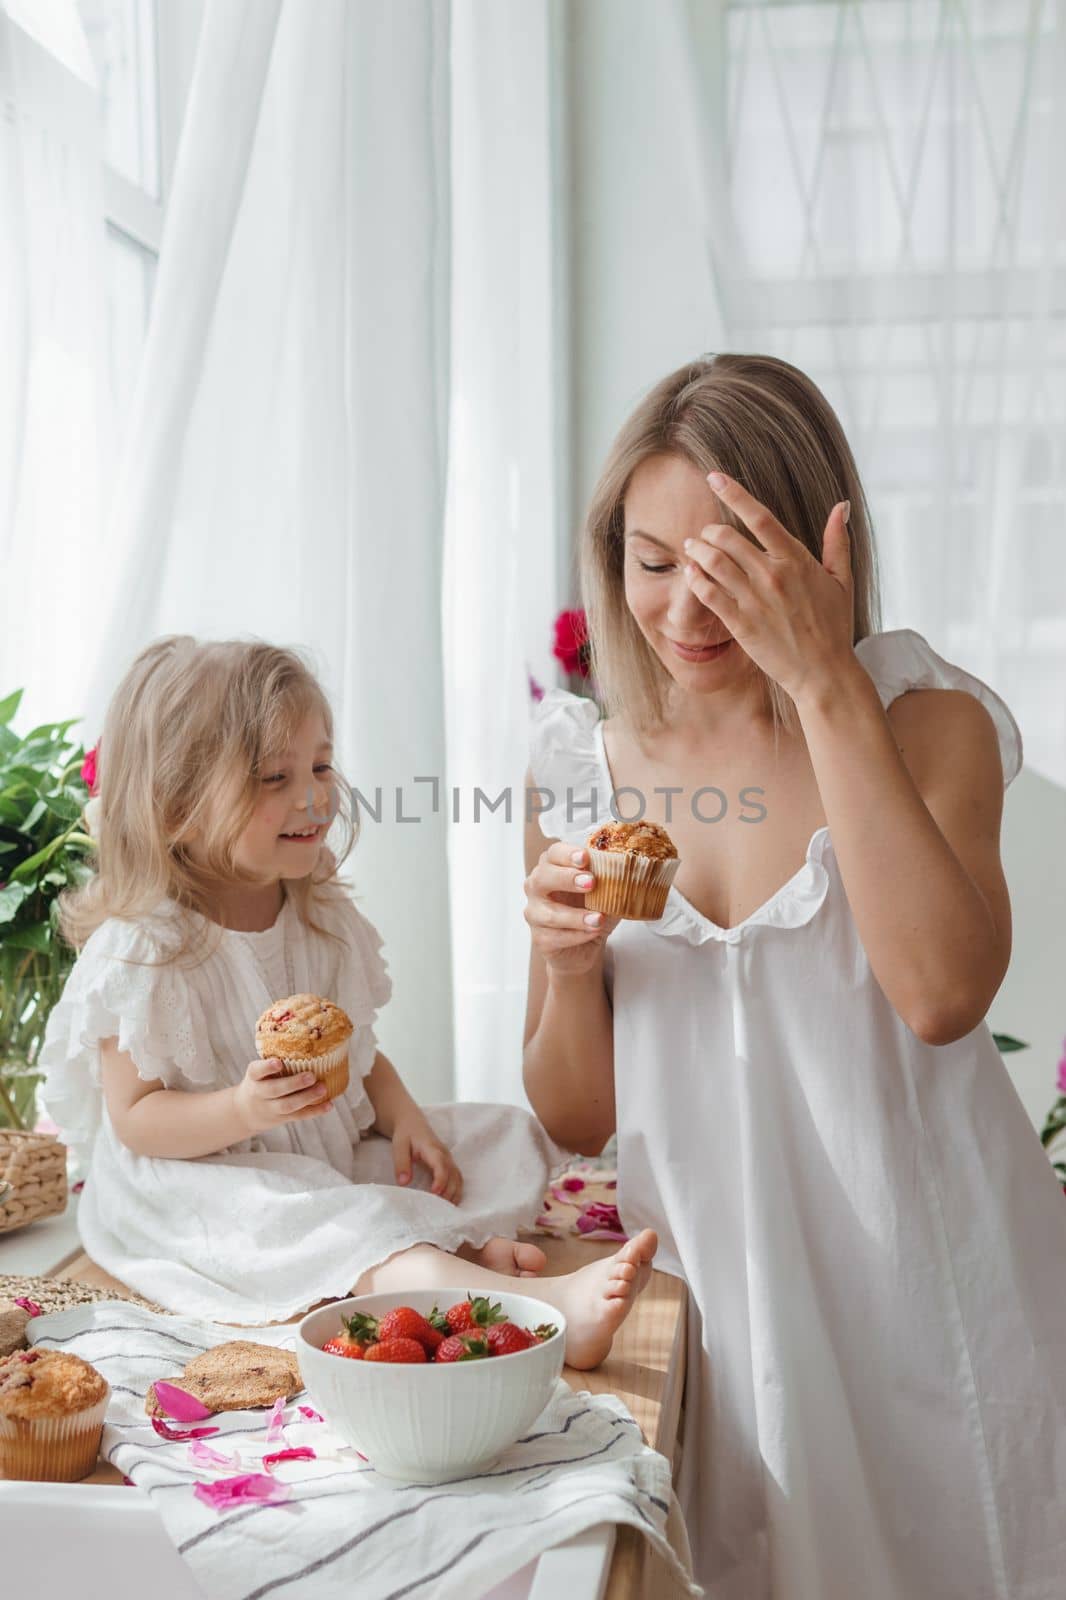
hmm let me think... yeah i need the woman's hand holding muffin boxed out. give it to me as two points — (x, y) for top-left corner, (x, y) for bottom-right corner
(524, 841), (622, 977)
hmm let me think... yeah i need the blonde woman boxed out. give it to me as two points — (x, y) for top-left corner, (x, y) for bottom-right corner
(523, 354), (1065, 1595)
(40, 636), (657, 1358)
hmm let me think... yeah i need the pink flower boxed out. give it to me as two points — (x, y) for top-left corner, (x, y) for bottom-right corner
(528, 671), (545, 703)
(560, 1176), (586, 1193)
(297, 1405), (323, 1423)
(81, 744), (99, 796)
(13, 1298), (42, 1317)
(151, 1416), (220, 1442)
(552, 609), (592, 678)
(265, 1395), (287, 1442)
(1056, 1038), (1066, 1097)
(152, 1380), (215, 1421)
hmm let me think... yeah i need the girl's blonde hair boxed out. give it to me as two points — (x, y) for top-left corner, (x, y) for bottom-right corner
(59, 637), (357, 964)
(580, 352), (882, 734)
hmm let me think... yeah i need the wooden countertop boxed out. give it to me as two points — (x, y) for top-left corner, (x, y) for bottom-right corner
(52, 1236), (690, 1597)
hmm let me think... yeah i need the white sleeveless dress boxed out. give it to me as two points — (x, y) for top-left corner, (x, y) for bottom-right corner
(529, 628), (1066, 1600)
(39, 888), (565, 1322)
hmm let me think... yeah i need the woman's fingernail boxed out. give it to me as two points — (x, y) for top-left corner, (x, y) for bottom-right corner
(570, 850), (585, 865)
(841, 499), (851, 524)
(575, 873), (594, 888)
(584, 911), (602, 927)
(707, 471), (727, 490)
(683, 538), (694, 550)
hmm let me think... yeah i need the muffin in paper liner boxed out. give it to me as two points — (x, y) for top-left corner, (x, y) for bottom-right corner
(255, 994), (354, 1102)
(270, 1041), (350, 1101)
(584, 848), (680, 921)
(0, 1350), (109, 1482)
(582, 821), (680, 921)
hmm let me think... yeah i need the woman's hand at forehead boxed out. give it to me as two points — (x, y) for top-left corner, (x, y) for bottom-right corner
(682, 471), (856, 705)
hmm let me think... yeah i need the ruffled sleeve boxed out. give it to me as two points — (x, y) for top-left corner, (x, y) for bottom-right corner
(528, 687), (615, 844)
(854, 628), (1024, 787)
(316, 892), (392, 1104)
(38, 911), (217, 1171)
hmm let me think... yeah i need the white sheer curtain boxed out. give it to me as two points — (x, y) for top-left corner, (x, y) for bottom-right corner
(444, 1), (569, 1104)
(84, 0), (455, 1103)
(709, 0), (1066, 790)
(0, 3), (109, 730)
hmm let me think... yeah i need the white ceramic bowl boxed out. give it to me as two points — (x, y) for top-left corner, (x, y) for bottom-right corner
(297, 1288), (566, 1483)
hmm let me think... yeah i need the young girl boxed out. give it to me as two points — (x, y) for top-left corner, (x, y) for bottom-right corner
(523, 354), (1066, 1596)
(40, 635), (656, 1364)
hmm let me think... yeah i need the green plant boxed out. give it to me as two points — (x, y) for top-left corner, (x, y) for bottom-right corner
(0, 689), (95, 1129)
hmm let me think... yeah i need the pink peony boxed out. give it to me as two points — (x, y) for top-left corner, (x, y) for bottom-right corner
(81, 744), (99, 796)
(552, 609), (592, 677)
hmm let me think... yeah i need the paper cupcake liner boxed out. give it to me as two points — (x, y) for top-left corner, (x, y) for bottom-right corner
(584, 849), (680, 921)
(273, 1042), (350, 1101)
(0, 1388), (109, 1482)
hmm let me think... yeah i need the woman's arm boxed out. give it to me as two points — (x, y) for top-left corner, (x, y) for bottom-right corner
(521, 771), (617, 1156)
(683, 471), (1012, 1048)
(100, 1038), (331, 1159)
(795, 671), (1011, 1045)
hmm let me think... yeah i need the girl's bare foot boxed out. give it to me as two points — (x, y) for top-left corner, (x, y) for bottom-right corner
(548, 1229), (658, 1370)
(459, 1237), (548, 1277)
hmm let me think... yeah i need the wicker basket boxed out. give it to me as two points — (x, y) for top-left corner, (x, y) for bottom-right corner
(0, 1130), (68, 1234)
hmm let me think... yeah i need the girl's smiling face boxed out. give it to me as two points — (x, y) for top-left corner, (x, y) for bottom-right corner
(237, 711), (338, 880)
(623, 452), (743, 688)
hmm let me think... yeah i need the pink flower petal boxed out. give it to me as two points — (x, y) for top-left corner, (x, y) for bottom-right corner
(560, 1176), (586, 1193)
(192, 1473), (292, 1512)
(265, 1396), (287, 1442)
(71, 1180), (85, 1195)
(152, 1416), (220, 1442)
(262, 1447), (316, 1471)
(188, 1440), (240, 1470)
(297, 1405), (324, 1423)
(13, 1298), (42, 1317)
(152, 1381), (215, 1421)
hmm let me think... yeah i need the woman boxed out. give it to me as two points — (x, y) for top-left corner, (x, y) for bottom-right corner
(522, 353), (1065, 1599)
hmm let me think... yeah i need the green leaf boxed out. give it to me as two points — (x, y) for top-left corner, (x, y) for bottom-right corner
(0, 883), (31, 923)
(9, 833), (70, 881)
(0, 690), (24, 726)
(992, 1033), (1029, 1053)
(4, 922), (50, 953)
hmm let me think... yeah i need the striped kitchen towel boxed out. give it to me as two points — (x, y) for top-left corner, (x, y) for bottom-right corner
(29, 1301), (699, 1599)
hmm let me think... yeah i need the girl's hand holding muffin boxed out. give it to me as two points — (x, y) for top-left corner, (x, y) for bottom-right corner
(233, 1057), (333, 1135)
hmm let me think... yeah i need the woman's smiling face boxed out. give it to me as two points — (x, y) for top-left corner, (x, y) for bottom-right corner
(623, 453), (742, 688)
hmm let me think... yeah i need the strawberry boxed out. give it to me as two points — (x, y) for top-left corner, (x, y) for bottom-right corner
(442, 1295), (506, 1336)
(321, 1335), (365, 1360)
(378, 1306), (444, 1354)
(342, 1306), (443, 1356)
(363, 1337), (428, 1364)
(485, 1322), (537, 1357)
(434, 1333), (490, 1363)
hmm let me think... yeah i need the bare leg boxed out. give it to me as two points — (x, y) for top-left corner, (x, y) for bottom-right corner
(456, 1237), (548, 1277)
(352, 1229), (658, 1371)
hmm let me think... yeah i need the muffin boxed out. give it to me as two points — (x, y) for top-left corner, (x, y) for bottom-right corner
(0, 1348), (109, 1481)
(255, 993), (354, 1101)
(584, 821), (680, 921)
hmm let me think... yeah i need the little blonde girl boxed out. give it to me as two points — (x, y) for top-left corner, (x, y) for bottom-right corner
(41, 635), (655, 1362)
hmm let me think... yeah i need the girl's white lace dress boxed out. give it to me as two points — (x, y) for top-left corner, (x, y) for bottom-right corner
(529, 628), (1066, 1600)
(40, 890), (565, 1322)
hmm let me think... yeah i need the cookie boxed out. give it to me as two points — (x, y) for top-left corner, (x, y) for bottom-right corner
(146, 1340), (303, 1417)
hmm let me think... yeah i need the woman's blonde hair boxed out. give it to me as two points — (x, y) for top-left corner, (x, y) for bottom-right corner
(580, 352), (882, 734)
(59, 637), (357, 964)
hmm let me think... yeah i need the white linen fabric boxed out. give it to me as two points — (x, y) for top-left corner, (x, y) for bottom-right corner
(529, 628), (1066, 1600)
(27, 1300), (698, 1600)
(38, 890), (566, 1323)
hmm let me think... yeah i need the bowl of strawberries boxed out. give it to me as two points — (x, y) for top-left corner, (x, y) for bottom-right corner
(297, 1289), (566, 1482)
